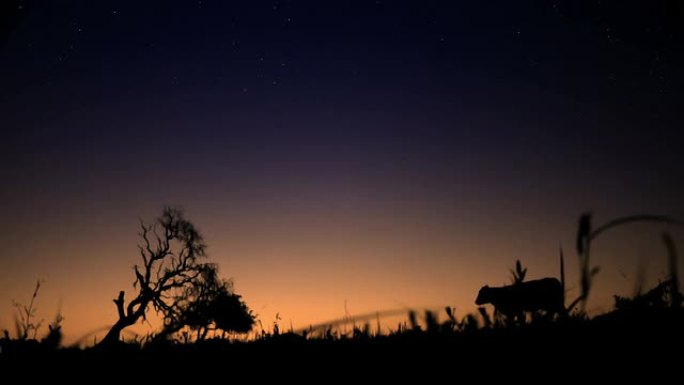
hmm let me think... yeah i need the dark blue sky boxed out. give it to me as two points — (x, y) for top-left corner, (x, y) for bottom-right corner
(1, 0), (683, 342)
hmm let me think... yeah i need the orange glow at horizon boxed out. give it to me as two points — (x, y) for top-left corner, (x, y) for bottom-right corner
(1, 203), (682, 346)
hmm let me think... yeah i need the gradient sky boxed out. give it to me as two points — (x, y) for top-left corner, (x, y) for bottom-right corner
(1, 1), (683, 345)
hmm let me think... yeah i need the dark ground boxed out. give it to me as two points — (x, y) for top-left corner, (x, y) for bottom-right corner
(1, 308), (681, 381)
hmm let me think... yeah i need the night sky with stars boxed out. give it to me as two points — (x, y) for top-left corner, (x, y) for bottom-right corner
(1, 1), (683, 344)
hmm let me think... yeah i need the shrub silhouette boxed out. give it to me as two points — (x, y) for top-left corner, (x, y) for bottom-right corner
(12, 280), (44, 340)
(1, 281), (63, 352)
(159, 265), (254, 340)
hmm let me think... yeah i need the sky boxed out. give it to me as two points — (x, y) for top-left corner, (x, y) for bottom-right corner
(1, 0), (683, 345)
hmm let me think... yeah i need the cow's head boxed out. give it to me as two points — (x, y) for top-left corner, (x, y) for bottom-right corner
(475, 285), (492, 305)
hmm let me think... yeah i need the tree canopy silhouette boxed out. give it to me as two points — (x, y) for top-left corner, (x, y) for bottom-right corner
(158, 264), (255, 341)
(100, 206), (241, 345)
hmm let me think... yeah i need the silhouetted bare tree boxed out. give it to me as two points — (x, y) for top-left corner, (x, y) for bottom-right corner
(100, 207), (209, 346)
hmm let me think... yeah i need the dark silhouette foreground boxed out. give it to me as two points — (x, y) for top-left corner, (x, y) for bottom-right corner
(2, 306), (682, 381)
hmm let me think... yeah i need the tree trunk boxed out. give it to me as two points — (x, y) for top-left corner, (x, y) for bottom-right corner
(99, 317), (133, 346)
(98, 291), (140, 347)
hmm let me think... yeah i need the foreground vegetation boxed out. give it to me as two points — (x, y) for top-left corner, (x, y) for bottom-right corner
(2, 270), (682, 377)
(1, 302), (682, 379)
(1, 210), (682, 379)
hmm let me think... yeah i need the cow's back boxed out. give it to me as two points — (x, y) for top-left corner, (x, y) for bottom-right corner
(476, 278), (563, 316)
(516, 278), (563, 312)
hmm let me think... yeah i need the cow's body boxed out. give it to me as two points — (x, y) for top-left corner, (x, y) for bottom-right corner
(475, 278), (564, 318)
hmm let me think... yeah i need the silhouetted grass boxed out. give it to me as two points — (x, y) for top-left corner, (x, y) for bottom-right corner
(2, 212), (683, 381)
(2, 292), (681, 381)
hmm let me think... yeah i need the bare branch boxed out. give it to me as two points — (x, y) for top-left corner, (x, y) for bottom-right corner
(113, 291), (125, 320)
(134, 266), (146, 288)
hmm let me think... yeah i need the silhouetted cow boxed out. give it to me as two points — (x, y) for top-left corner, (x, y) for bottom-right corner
(475, 278), (564, 319)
